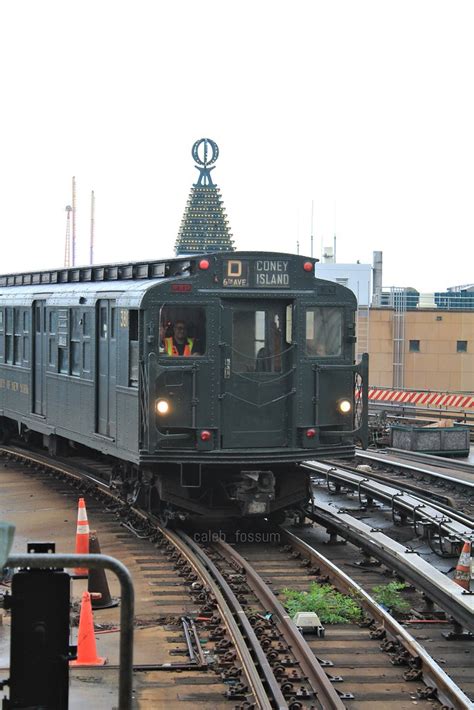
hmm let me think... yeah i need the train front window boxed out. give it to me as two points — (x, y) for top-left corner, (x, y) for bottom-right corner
(306, 307), (343, 357)
(232, 307), (285, 373)
(159, 306), (206, 357)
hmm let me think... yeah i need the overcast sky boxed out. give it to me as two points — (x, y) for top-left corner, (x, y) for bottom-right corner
(1, 1), (473, 292)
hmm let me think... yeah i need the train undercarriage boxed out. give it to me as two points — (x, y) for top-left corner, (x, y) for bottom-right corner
(114, 461), (310, 524)
(1, 420), (314, 524)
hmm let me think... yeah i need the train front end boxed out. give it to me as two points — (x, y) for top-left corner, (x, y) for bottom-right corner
(141, 252), (368, 520)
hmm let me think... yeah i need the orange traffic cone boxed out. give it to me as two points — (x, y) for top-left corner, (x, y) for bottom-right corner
(88, 530), (118, 609)
(74, 498), (90, 576)
(70, 591), (107, 666)
(453, 540), (471, 591)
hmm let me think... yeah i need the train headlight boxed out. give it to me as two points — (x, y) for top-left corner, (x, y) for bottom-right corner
(156, 399), (170, 415)
(337, 399), (352, 414)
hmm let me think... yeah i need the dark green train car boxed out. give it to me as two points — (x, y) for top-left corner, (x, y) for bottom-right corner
(0, 251), (368, 520)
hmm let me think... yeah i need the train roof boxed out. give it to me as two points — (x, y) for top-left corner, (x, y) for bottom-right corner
(0, 251), (355, 308)
(0, 251), (320, 289)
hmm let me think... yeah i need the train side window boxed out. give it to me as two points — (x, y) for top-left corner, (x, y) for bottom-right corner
(49, 311), (57, 334)
(305, 307), (343, 357)
(13, 309), (21, 365)
(58, 348), (68, 374)
(36, 306), (42, 333)
(110, 308), (116, 339)
(22, 336), (29, 363)
(158, 306), (206, 356)
(5, 309), (13, 364)
(82, 311), (91, 374)
(47, 309), (57, 368)
(129, 309), (139, 387)
(58, 309), (69, 374)
(5, 309), (12, 364)
(22, 309), (29, 364)
(70, 309), (81, 377)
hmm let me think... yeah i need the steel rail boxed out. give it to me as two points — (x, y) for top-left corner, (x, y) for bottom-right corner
(304, 461), (474, 540)
(213, 539), (346, 710)
(369, 400), (474, 421)
(304, 500), (474, 632)
(0, 445), (114, 491)
(357, 448), (474, 486)
(176, 532), (288, 710)
(279, 528), (474, 710)
(160, 528), (278, 710)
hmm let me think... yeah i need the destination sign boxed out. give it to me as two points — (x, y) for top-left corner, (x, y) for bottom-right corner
(222, 259), (291, 288)
(223, 259), (250, 287)
(254, 259), (289, 287)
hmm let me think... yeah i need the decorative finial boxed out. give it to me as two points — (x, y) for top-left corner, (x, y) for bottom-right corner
(192, 138), (219, 187)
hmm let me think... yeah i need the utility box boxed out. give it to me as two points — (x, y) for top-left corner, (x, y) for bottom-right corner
(390, 423), (470, 457)
(4, 546), (71, 709)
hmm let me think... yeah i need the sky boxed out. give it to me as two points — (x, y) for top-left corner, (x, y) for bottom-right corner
(1, 1), (473, 292)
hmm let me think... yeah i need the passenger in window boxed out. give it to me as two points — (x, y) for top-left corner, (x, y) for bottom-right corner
(164, 321), (200, 356)
(256, 347), (271, 372)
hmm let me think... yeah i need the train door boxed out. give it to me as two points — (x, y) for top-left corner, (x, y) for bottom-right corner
(97, 300), (117, 437)
(33, 300), (46, 415)
(220, 300), (294, 448)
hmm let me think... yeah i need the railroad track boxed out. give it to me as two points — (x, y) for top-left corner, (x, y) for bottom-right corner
(1, 444), (473, 708)
(324, 449), (474, 520)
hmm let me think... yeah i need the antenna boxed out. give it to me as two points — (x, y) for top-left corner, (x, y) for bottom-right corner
(72, 176), (77, 266)
(333, 200), (337, 263)
(296, 240), (300, 255)
(64, 205), (72, 267)
(310, 200), (314, 258)
(90, 190), (95, 265)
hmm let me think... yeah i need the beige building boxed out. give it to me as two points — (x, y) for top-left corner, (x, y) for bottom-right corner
(368, 308), (474, 392)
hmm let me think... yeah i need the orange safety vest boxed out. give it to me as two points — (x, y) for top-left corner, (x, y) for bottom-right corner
(164, 337), (194, 356)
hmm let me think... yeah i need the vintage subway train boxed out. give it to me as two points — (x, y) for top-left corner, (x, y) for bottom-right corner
(0, 252), (368, 521)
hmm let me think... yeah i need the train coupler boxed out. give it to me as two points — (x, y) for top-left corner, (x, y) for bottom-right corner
(234, 470), (275, 516)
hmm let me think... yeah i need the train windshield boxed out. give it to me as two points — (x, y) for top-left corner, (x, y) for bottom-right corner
(305, 307), (343, 357)
(159, 306), (206, 356)
(232, 306), (291, 373)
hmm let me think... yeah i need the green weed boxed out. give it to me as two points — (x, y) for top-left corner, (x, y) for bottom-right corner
(282, 583), (362, 624)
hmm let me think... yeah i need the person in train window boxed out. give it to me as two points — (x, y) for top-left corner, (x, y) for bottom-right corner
(164, 321), (200, 356)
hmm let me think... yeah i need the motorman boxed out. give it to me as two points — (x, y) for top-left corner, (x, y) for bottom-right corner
(164, 321), (200, 356)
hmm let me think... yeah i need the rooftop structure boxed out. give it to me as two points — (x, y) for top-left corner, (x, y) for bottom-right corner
(175, 138), (235, 255)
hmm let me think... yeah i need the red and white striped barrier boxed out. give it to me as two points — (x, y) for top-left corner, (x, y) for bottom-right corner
(368, 388), (474, 409)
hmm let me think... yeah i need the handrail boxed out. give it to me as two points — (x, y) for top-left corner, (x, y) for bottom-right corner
(6, 553), (134, 710)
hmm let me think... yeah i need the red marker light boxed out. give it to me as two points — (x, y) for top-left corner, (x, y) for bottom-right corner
(303, 261), (313, 272)
(199, 259), (210, 270)
(306, 428), (316, 438)
(200, 430), (211, 441)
